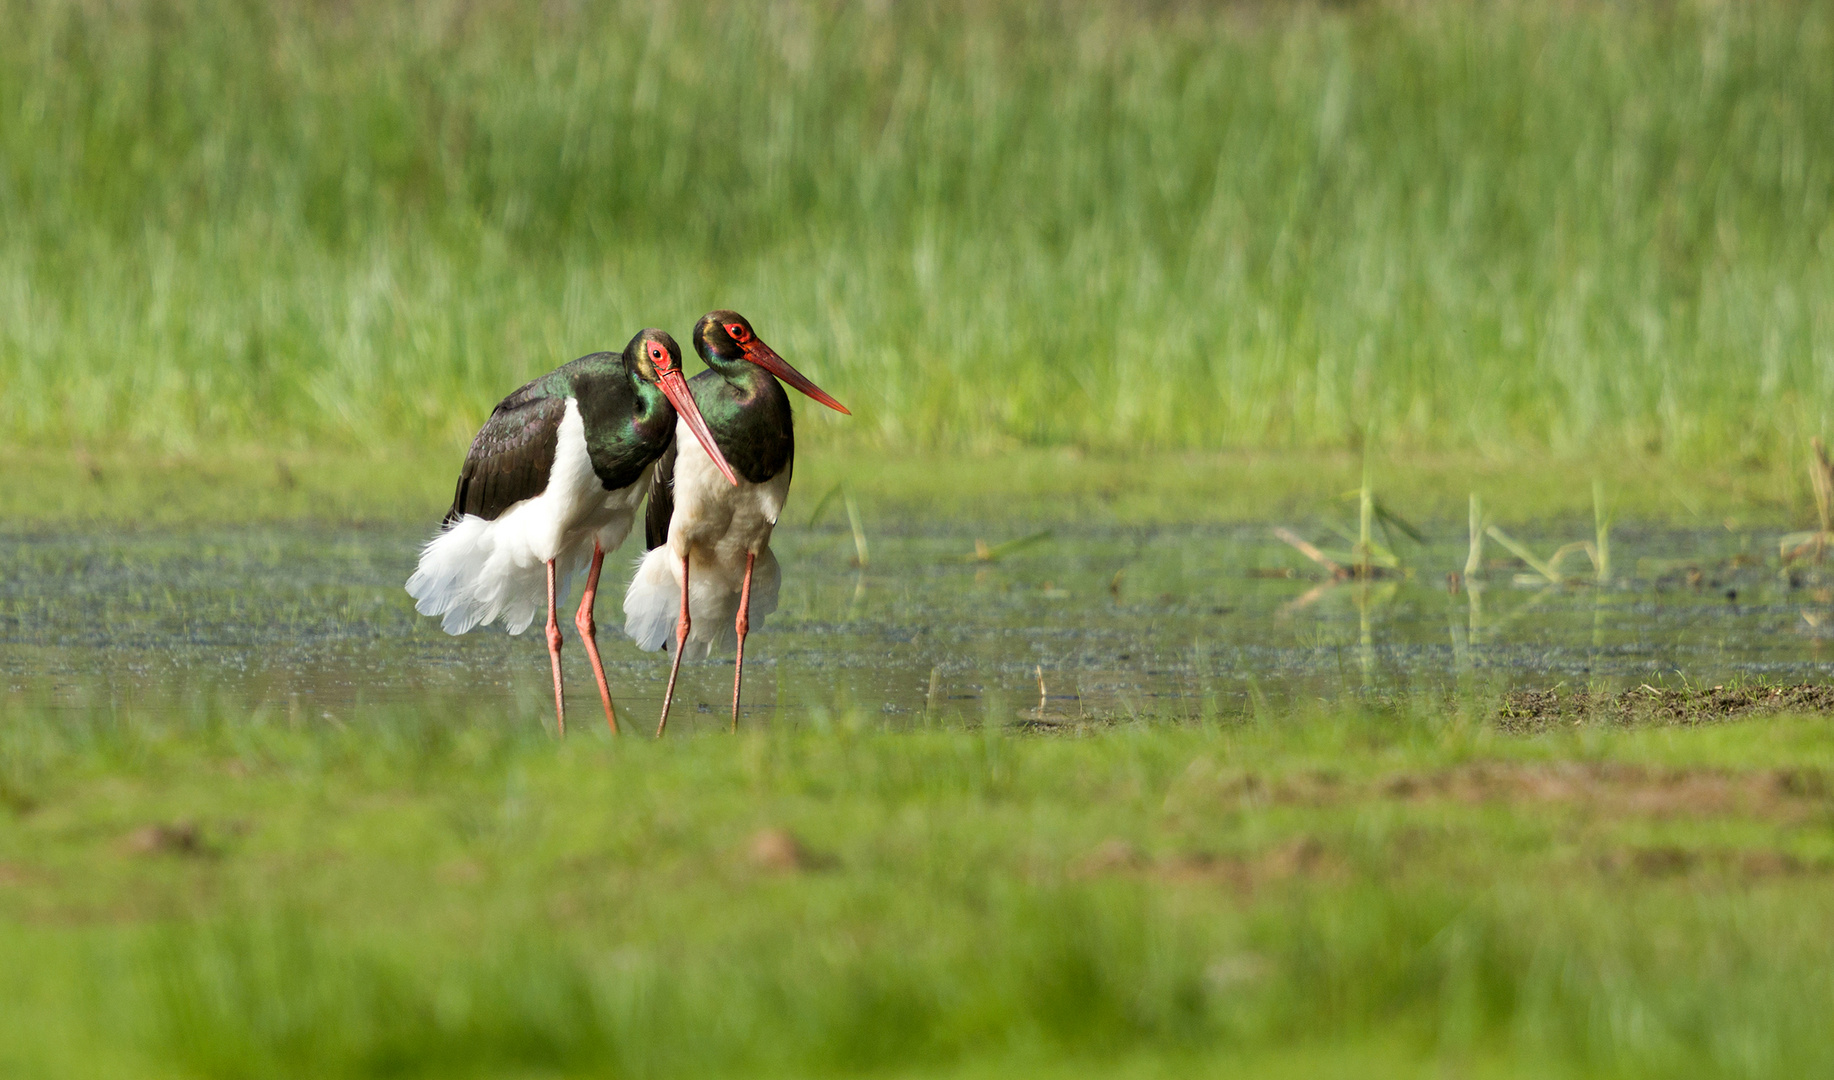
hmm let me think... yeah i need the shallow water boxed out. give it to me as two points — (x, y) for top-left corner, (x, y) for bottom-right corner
(3, 520), (1830, 732)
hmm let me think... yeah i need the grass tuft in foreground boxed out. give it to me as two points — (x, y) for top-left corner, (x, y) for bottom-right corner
(4, 697), (1834, 1077)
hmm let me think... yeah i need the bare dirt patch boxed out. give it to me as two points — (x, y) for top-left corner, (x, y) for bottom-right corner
(743, 828), (838, 873)
(119, 821), (214, 858)
(1599, 845), (1819, 880)
(1169, 757), (1832, 821)
(1498, 683), (1834, 732)
(1372, 761), (1830, 821)
(1072, 835), (1345, 893)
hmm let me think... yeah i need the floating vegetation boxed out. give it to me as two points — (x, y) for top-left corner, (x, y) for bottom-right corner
(1780, 438), (1834, 563)
(1273, 461), (1418, 581)
(1483, 525), (1603, 587)
(807, 481), (871, 568)
(965, 532), (1054, 564)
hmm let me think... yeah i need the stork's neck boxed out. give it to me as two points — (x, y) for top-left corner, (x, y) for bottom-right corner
(694, 352), (785, 415)
(697, 348), (751, 383)
(692, 355), (794, 483)
(628, 372), (674, 436)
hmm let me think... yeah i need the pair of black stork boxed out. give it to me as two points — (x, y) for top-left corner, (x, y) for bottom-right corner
(404, 311), (849, 736)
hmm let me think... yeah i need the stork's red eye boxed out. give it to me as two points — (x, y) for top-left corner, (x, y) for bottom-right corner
(724, 322), (751, 343)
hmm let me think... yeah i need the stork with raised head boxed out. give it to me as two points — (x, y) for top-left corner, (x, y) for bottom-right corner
(406, 329), (737, 735)
(623, 310), (850, 735)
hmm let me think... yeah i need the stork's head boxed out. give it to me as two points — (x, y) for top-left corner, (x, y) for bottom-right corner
(694, 311), (851, 415)
(624, 327), (737, 486)
(626, 328), (684, 385)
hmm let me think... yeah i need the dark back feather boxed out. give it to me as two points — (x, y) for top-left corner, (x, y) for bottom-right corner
(444, 384), (568, 524)
(643, 443), (676, 550)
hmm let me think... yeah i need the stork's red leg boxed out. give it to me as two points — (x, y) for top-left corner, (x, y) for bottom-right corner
(656, 551), (691, 738)
(545, 558), (566, 737)
(731, 551), (755, 732)
(575, 540), (619, 735)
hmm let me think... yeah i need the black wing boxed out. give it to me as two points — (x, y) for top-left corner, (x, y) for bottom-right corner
(643, 442), (676, 550)
(444, 385), (568, 524)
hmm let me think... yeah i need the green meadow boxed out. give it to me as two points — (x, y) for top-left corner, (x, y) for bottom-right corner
(7, 1), (1834, 1077)
(6, 703), (1834, 1079)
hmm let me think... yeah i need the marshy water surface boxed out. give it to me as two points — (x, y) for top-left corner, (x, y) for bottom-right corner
(4, 522), (1830, 731)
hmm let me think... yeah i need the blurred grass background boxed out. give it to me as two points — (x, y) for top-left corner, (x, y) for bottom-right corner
(3, 0), (1831, 469)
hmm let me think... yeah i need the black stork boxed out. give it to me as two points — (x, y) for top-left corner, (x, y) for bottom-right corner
(622, 310), (850, 735)
(405, 329), (737, 735)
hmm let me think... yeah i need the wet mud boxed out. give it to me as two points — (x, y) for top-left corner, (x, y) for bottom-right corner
(4, 521), (1833, 731)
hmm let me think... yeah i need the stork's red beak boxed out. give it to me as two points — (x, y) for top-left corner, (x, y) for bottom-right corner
(743, 340), (851, 415)
(657, 371), (739, 486)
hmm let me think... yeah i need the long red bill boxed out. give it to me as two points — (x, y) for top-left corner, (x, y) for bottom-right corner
(744, 341), (851, 415)
(657, 371), (739, 486)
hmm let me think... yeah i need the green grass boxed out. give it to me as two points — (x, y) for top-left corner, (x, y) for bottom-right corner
(5, 698), (1834, 1078)
(3, 0), (1832, 467)
(7, 4), (1834, 1075)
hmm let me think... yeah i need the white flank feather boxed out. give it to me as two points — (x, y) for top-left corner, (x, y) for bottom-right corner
(622, 412), (790, 658)
(406, 400), (650, 635)
(406, 516), (595, 635)
(623, 544), (780, 658)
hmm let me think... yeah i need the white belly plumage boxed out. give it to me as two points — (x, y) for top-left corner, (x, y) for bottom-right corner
(406, 398), (650, 635)
(622, 414), (788, 659)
